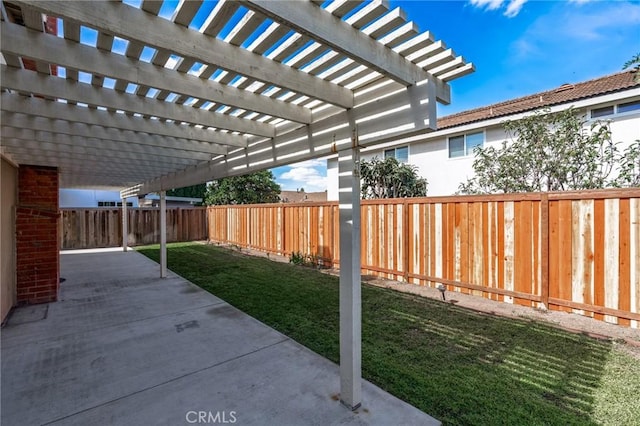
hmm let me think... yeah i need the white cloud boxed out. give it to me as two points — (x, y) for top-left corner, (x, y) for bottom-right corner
(504, 0), (527, 18)
(278, 161), (328, 192)
(470, 0), (505, 11)
(287, 159), (326, 168)
(510, 0), (640, 60)
(469, 0), (528, 17)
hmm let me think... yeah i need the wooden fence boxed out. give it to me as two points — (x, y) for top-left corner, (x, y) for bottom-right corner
(60, 207), (207, 249)
(207, 188), (640, 328)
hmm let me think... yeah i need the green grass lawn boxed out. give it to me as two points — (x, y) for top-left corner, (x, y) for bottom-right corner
(138, 242), (640, 426)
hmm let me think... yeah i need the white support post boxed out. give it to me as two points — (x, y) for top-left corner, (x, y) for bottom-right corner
(338, 126), (362, 410)
(122, 197), (128, 252)
(160, 190), (167, 278)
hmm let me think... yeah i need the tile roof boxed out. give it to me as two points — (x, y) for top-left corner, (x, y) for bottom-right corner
(279, 191), (328, 203)
(438, 70), (639, 130)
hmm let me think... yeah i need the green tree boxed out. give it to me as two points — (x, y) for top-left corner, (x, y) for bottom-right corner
(617, 140), (640, 187)
(458, 108), (635, 194)
(204, 170), (281, 205)
(623, 52), (640, 82)
(360, 157), (427, 199)
(167, 183), (207, 200)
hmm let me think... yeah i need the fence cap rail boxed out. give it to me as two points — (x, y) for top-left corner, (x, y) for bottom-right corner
(60, 206), (208, 211)
(205, 187), (640, 208)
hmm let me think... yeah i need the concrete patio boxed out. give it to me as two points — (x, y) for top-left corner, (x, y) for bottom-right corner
(1, 248), (439, 425)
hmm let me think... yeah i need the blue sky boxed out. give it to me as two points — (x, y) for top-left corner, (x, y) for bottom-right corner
(274, 0), (640, 193)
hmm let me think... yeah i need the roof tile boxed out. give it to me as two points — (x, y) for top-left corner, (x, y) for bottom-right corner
(438, 71), (639, 130)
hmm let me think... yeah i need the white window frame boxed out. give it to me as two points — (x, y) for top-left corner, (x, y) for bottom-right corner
(448, 130), (485, 159)
(590, 99), (640, 119)
(384, 145), (409, 163)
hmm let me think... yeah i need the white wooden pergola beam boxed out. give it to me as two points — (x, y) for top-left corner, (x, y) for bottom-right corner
(0, 22), (312, 124)
(2, 141), (200, 168)
(1, 93), (244, 149)
(21, 6), (51, 75)
(326, 0), (365, 19)
(243, 0), (449, 103)
(439, 63), (475, 82)
(201, 0), (240, 37)
(13, 0), (354, 109)
(173, 0), (203, 27)
(1, 112), (226, 157)
(128, 81), (437, 195)
(0, 126), (215, 161)
(1, 66), (273, 139)
(3, 158), (184, 183)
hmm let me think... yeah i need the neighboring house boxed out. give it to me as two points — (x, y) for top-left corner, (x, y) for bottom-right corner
(279, 190), (328, 203)
(59, 189), (201, 208)
(60, 189), (139, 208)
(327, 71), (640, 199)
(138, 194), (202, 208)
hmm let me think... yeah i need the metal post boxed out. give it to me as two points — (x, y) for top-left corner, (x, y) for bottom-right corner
(338, 130), (361, 410)
(160, 190), (167, 278)
(122, 197), (128, 252)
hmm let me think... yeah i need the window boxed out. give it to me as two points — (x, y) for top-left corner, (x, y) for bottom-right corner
(448, 136), (465, 158)
(98, 201), (132, 207)
(591, 106), (614, 118)
(384, 146), (409, 163)
(448, 131), (484, 158)
(591, 100), (640, 118)
(617, 100), (640, 114)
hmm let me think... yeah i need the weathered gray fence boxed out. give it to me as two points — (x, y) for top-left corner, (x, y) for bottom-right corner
(59, 208), (207, 249)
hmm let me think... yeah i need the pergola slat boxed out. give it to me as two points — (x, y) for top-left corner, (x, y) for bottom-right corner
(1, 93), (243, 149)
(0, 118), (225, 158)
(242, 0), (451, 103)
(2, 130), (215, 163)
(0, 0), (468, 221)
(12, 0), (354, 108)
(3, 145), (203, 171)
(173, 0), (203, 27)
(2, 140), (204, 166)
(1, 22), (312, 124)
(1, 65), (274, 140)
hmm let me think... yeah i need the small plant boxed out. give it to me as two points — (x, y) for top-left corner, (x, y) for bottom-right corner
(289, 251), (306, 266)
(289, 251), (326, 269)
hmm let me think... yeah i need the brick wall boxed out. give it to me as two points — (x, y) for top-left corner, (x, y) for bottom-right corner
(16, 165), (59, 304)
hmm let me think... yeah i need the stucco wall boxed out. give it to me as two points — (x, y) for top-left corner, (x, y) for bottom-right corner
(59, 189), (140, 208)
(1, 158), (18, 323)
(327, 105), (640, 200)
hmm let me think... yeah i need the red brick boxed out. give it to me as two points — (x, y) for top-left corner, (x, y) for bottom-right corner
(16, 165), (60, 305)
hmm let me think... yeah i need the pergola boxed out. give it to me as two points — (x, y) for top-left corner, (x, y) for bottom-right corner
(0, 0), (472, 410)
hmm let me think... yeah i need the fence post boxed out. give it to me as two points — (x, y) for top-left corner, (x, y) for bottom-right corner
(122, 199), (128, 251)
(540, 193), (550, 309)
(403, 199), (409, 282)
(328, 204), (334, 268)
(160, 191), (167, 278)
(224, 207), (229, 244)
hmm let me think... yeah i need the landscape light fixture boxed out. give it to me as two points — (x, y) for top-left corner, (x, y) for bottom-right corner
(437, 283), (447, 301)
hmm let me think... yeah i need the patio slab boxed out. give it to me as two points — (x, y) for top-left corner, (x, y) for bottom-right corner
(1, 249), (439, 426)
